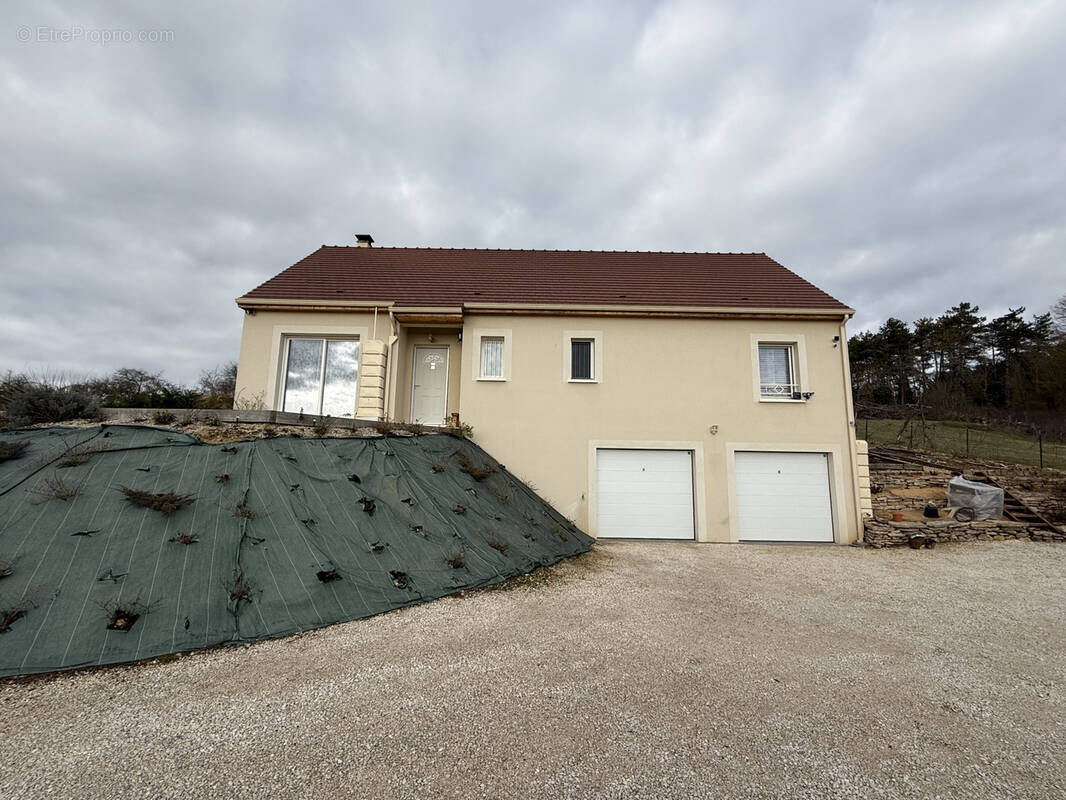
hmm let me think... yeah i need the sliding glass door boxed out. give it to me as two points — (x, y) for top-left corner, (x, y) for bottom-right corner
(282, 338), (359, 417)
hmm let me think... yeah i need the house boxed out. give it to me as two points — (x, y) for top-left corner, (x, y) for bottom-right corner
(234, 236), (868, 544)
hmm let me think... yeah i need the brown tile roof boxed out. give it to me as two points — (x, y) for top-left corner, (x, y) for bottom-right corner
(239, 246), (850, 311)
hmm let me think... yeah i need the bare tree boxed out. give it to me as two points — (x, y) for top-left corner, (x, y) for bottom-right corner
(1052, 294), (1066, 332)
(198, 361), (237, 408)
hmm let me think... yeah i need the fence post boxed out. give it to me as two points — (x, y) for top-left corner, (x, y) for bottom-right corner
(865, 419), (869, 441)
(965, 426), (969, 456)
(1039, 434), (1044, 469)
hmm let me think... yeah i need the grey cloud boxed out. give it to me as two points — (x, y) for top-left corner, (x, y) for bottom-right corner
(1, 0), (1063, 384)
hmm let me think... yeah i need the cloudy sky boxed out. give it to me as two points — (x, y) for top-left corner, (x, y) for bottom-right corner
(3, 1), (1063, 385)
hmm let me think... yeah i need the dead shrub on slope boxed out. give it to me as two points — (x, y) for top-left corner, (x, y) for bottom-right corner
(33, 475), (81, 502)
(57, 441), (110, 468)
(0, 441), (28, 463)
(119, 486), (195, 516)
(455, 452), (497, 481)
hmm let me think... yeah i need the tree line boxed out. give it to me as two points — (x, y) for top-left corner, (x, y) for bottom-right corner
(0, 363), (237, 428)
(849, 296), (1066, 433)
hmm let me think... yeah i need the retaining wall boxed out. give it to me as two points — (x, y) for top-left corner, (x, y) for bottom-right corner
(863, 518), (1064, 548)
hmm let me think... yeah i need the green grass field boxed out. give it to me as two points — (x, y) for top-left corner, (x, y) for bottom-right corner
(857, 418), (1066, 471)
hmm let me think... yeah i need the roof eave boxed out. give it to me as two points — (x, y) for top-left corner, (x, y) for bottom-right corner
(236, 296), (396, 311)
(462, 301), (855, 318)
(236, 296), (854, 319)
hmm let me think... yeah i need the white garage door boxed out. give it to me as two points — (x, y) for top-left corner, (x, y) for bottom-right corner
(596, 449), (695, 539)
(735, 451), (834, 542)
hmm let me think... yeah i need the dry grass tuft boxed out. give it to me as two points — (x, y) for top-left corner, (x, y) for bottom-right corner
(0, 441), (28, 463)
(119, 486), (195, 516)
(0, 599), (33, 634)
(151, 410), (176, 425)
(456, 452), (496, 481)
(445, 549), (466, 569)
(35, 475), (81, 501)
(487, 483), (510, 503)
(228, 570), (254, 603)
(234, 504), (260, 520)
(57, 441), (109, 468)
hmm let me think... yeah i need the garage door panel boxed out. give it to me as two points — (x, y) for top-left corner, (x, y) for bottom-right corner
(735, 451), (833, 542)
(597, 449), (695, 540)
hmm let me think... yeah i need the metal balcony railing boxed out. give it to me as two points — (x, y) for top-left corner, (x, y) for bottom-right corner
(760, 382), (801, 399)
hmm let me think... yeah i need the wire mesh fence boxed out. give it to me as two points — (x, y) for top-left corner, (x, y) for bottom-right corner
(858, 418), (1066, 470)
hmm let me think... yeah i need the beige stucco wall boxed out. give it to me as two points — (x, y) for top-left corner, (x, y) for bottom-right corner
(458, 314), (861, 544)
(234, 310), (380, 412)
(235, 307), (860, 543)
(389, 328), (463, 424)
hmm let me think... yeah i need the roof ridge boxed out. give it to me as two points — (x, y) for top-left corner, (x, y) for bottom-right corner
(322, 245), (769, 255)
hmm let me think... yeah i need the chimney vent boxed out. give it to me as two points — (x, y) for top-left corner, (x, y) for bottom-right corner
(355, 234), (374, 248)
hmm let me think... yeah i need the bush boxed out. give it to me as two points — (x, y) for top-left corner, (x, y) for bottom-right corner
(197, 362), (237, 409)
(3, 384), (98, 427)
(83, 368), (199, 409)
(151, 410), (177, 425)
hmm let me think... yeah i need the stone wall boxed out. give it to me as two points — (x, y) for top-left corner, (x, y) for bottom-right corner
(862, 518), (1064, 548)
(869, 462), (955, 514)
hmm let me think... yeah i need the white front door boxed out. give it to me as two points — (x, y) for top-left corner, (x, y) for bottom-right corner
(596, 449), (695, 539)
(411, 346), (449, 424)
(735, 451), (834, 542)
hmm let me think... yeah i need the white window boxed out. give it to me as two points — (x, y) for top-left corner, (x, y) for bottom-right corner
(282, 337), (359, 416)
(471, 329), (511, 381)
(570, 339), (594, 380)
(480, 336), (504, 379)
(564, 330), (603, 383)
(758, 343), (798, 399)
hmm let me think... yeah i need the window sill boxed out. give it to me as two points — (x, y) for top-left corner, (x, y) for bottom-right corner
(759, 397), (806, 403)
(568, 378), (599, 384)
(477, 376), (507, 382)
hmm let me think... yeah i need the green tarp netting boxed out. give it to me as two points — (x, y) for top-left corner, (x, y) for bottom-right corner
(0, 425), (592, 677)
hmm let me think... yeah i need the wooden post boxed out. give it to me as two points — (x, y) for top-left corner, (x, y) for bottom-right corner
(1039, 434), (1044, 469)
(965, 427), (969, 456)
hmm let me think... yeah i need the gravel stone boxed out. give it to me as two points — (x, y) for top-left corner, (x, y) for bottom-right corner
(1, 540), (1063, 799)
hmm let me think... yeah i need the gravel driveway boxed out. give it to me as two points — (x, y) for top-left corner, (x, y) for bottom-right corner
(1, 540), (1063, 799)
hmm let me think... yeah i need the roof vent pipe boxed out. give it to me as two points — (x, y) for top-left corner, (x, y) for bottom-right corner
(355, 234), (374, 247)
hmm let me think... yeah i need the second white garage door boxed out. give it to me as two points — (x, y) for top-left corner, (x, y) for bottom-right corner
(596, 449), (695, 539)
(735, 451), (834, 542)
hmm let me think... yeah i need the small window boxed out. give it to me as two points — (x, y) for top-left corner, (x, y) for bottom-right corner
(480, 337), (504, 379)
(758, 344), (797, 398)
(282, 338), (359, 416)
(571, 339), (594, 380)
